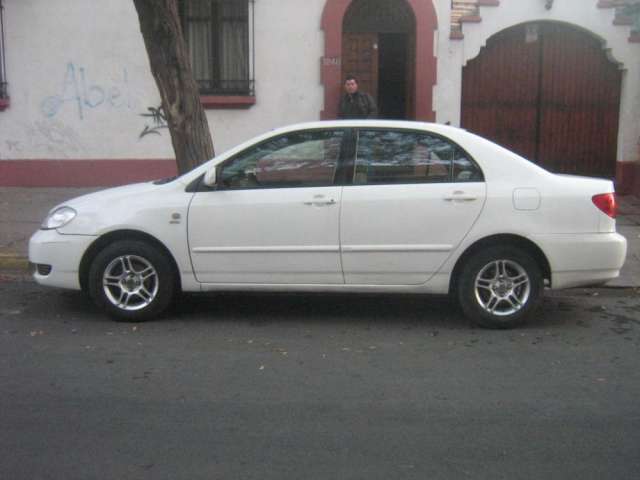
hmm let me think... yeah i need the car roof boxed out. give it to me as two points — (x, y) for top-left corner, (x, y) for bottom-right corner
(268, 120), (463, 137)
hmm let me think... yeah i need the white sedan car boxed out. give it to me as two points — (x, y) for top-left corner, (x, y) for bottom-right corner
(29, 121), (627, 328)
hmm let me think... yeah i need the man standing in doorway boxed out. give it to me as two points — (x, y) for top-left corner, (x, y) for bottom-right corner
(338, 76), (378, 119)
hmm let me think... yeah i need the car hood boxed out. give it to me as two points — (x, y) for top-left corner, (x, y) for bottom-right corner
(51, 180), (192, 236)
(54, 182), (161, 212)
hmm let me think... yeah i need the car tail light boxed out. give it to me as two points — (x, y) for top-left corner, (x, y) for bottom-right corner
(592, 193), (618, 218)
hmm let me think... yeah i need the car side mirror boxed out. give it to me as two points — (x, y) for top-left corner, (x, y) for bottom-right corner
(203, 167), (217, 187)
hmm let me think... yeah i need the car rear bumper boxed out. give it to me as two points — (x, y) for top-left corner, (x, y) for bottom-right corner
(29, 229), (96, 290)
(533, 232), (627, 289)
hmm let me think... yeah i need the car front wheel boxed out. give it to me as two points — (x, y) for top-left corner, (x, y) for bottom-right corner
(88, 240), (176, 322)
(457, 246), (542, 329)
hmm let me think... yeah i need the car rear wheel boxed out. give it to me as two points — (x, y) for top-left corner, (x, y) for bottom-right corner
(88, 240), (176, 322)
(457, 246), (542, 329)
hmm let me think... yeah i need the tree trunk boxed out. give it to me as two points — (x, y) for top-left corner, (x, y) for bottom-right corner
(133, 0), (214, 174)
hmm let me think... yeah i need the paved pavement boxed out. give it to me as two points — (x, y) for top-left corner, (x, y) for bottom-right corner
(0, 186), (639, 287)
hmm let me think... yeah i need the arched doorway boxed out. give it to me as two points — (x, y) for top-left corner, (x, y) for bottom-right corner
(342, 0), (414, 119)
(461, 22), (622, 178)
(320, 0), (437, 121)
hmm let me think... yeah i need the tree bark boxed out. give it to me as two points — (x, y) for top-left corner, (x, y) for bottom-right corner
(133, 0), (215, 174)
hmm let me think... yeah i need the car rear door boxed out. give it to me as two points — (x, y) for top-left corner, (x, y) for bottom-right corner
(340, 129), (486, 285)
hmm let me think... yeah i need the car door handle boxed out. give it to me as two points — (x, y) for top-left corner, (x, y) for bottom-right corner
(304, 199), (337, 206)
(443, 192), (477, 202)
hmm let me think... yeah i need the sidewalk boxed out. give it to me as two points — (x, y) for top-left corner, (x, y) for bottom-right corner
(0, 187), (99, 270)
(612, 195), (640, 287)
(1, 187), (639, 287)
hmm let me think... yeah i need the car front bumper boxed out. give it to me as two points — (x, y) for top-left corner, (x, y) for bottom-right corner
(29, 229), (97, 290)
(533, 232), (628, 289)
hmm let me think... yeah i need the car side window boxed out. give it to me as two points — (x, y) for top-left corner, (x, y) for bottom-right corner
(219, 130), (345, 189)
(354, 130), (483, 185)
(452, 153), (484, 182)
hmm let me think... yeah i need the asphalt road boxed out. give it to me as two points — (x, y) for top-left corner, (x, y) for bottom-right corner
(1, 275), (639, 480)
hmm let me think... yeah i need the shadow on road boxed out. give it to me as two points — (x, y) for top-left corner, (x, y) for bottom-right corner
(3, 276), (637, 333)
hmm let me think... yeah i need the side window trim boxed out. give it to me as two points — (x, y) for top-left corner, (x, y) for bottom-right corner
(352, 127), (485, 186)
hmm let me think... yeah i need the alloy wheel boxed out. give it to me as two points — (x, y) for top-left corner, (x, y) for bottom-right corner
(474, 259), (531, 317)
(102, 255), (159, 311)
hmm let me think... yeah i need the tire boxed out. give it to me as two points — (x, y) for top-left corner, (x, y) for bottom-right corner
(88, 240), (176, 322)
(457, 246), (543, 329)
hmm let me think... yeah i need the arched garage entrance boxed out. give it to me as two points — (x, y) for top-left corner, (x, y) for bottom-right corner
(321, 0), (437, 121)
(461, 22), (622, 178)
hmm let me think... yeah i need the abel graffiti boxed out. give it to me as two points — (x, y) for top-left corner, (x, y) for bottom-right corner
(40, 62), (135, 120)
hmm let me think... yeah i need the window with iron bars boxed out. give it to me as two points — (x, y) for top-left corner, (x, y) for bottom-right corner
(0, 0), (8, 100)
(179, 0), (255, 96)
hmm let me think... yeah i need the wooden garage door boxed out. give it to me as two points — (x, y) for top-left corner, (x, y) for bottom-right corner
(461, 22), (622, 178)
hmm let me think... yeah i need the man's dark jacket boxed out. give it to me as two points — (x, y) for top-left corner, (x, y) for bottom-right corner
(338, 91), (378, 119)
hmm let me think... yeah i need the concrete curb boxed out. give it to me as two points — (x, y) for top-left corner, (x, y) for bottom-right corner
(0, 253), (30, 272)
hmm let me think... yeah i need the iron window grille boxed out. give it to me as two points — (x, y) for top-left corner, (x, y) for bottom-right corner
(180, 0), (255, 96)
(0, 0), (7, 99)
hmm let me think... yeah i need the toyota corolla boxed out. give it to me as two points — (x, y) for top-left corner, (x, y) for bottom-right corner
(29, 121), (627, 328)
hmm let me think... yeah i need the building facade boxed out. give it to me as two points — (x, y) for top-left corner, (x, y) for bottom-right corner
(0, 0), (639, 192)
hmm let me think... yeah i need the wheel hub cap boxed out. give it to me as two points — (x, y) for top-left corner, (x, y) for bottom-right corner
(492, 278), (514, 297)
(475, 260), (531, 317)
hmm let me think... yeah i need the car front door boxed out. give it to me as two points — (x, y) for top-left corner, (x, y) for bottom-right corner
(340, 129), (486, 285)
(188, 129), (348, 284)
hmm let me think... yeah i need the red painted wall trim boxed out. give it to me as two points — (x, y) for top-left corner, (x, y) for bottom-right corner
(460, 15), (482, 23)
(0, 159), (177, 187)
(200, 95), (256, 109)
(320, 0), (437, 122)
(0, 97), (9, 111)
(613, 15), (633, 26)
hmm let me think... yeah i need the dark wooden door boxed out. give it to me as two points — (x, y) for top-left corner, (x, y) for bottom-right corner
(461, 22), (622, 178)
(342, 33), (379, 101)
(378, 33), (408, 119)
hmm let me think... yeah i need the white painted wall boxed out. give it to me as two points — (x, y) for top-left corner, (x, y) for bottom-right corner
(208, 0), (326, 153)
(0, 0), (173, 160)
(0, 0), (327, 161)
(0, 0), (638, 165)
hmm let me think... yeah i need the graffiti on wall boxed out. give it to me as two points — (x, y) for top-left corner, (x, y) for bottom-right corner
(5, 140), (21, 152)
(40, 62), (135, 120)
(24, 120), (86, 157)
(0, 120), (86, 160)
(139, 105), (168, 139)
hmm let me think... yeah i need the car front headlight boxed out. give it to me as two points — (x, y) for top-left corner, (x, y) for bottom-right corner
(41, 206), (77, 230)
